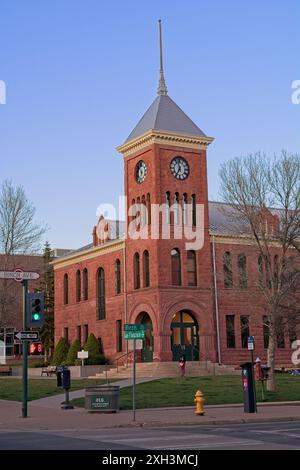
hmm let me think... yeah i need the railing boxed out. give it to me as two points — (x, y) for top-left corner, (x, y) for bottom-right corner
(115, 350), (135, 373)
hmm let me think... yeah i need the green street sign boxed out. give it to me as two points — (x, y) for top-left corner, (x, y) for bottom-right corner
(124, 330), (146, 340)
(124, 323), (146, 332)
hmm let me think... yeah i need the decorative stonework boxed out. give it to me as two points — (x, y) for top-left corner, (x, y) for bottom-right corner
(117, 129), (214, 157)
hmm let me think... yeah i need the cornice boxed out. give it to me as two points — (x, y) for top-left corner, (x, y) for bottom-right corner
(117, 129), (214, 157)
(52, 239), (125, 270)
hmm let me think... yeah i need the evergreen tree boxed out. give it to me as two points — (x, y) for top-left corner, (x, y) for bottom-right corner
(39, 242), (55, 360)
(66, 339), (81, 365)
(52, 337), (69, 365)
(84, 333), (106, 365)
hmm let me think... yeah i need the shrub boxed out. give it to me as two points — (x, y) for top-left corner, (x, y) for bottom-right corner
(66, 339), (81, 366)
(51, 337), (69, 365)
(84, 333), (107, 365)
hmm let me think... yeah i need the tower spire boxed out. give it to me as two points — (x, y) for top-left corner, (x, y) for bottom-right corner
(157, 19), (168, 96)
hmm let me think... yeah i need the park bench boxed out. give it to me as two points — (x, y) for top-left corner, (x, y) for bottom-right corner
(0, 365), (12, 376)
(41, 365), (57, 377)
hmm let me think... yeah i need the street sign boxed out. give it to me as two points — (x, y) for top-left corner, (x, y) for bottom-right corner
(124, 330), (145, 340)
(77, 350), (89, 359)
(128, 339), (143, 350)
(0, 268), (40, 283)
(124, 324), (146, 331)
(248, 336), (255, 351)
(14, 331), (39, 342)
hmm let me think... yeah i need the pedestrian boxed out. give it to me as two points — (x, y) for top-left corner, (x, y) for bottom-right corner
(179, 354), (186, 377)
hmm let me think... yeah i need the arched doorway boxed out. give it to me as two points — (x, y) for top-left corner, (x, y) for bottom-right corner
(171, 311), (199, 361)
(137, 312), (153, 362)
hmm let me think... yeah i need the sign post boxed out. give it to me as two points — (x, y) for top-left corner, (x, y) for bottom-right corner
(124, 324), (146, 422)
(22, 279), (28, 418)
(247, 335), (257, 412)
(0, 269), (41, 419)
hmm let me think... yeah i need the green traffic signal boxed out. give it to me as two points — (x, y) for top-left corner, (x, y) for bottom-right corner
(32, 298), (41, 322)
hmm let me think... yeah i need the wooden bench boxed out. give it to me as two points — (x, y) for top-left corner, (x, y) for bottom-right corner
(0, 366), (12, 376)
(41, 365), (57, 377)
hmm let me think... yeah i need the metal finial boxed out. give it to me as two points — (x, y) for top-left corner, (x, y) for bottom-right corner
(157, 19), (168, 96)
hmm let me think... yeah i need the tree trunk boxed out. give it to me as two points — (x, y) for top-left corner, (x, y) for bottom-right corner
(267, 328), (276, 391)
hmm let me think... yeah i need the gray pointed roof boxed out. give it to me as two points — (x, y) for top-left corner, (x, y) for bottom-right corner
(125, 95), (207, 143)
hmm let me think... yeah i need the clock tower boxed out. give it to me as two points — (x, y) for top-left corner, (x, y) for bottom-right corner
(117, 21), (217, 363)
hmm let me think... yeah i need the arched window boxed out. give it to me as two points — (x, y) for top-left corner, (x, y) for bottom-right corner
(171, 248), (181, 286)
(147, 193), (151, 225)
(63, 273), (69, 305)
(174, 193), (180, 225)
(136, 197), (141, 230)
(223, 252), (233, 288)
(166, 192), (171, 224)
(191, 194), (196, 226)
(141, 195), (146, 227)
(76, 270), (81, 302)
(183, 193), (188, 225)
(187, 250), (197, 286)
(83, 268), (88, 301)
(115, 259), (121, 294)
(258, 255), (264, 286)
(238, 254), (247, 288)
(143, 250), (150, 287)
(97, 268), (105, 320)
(131, 198), (136, 228)
(134, 253), (140, 289)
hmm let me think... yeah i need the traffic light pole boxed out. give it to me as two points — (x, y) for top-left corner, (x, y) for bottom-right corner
(22, 280), (28, 418)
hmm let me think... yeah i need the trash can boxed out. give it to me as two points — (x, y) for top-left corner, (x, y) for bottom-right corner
(240, 362), (257, 413)
(85, 385), (120, 413)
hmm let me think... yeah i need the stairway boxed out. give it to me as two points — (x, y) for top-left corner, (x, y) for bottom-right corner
(89, 361), (239, 380)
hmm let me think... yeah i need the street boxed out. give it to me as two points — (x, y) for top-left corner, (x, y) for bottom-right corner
(1, 421), (300, 450)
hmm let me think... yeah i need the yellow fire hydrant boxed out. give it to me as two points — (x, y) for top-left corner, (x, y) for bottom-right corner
(194, 390), (205, 415)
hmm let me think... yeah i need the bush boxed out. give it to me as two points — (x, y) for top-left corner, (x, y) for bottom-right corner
(52, 337), (69, 365)
(84, 333), (107, 365)
(66, 339), (81, 366)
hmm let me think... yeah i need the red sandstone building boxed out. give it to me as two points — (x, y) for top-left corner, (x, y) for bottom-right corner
(53, 32), (298, 367)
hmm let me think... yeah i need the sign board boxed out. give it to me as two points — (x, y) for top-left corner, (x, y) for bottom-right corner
(128, 339), (143, 350)
(247, 336), (255, 351)
(0, 269), (40, 283)
(124, 324), (146, 332)
(124, 330), (145, 340)
(14, 331), (39, 342)
(91, 396), (110, 409)
(77, 350), (89, 359)
(124, 323), (146, 340)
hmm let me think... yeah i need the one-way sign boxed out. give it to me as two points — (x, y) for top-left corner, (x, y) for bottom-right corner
(14, 331), (39, 342)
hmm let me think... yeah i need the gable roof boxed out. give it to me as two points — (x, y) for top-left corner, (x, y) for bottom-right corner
(125, 95), (207, 144)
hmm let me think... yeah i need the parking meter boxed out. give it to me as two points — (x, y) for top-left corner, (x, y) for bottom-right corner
(240, 362), (257, 413)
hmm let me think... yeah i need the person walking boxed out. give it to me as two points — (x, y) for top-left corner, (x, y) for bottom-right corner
(179, 354), (186, 377)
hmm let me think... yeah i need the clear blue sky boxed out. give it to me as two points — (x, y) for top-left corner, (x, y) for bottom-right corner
(0, 0), (299, 250)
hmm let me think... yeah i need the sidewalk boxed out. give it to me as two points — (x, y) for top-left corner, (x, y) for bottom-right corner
(1, 398), (300, 432)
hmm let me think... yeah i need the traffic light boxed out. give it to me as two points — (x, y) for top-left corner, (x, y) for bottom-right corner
(26, 293), (44, 328)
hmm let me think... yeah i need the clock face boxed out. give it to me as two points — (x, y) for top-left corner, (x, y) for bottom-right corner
(170, 157), (189, 180)
(135, 160), (147, 183)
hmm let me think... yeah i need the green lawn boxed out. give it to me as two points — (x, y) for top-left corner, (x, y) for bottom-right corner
(0, 378), (107, 402)
(71, 374), (300, 409)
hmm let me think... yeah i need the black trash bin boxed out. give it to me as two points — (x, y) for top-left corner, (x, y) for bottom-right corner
(85, 385), (120, 413)
(240, 362), (257, 413)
